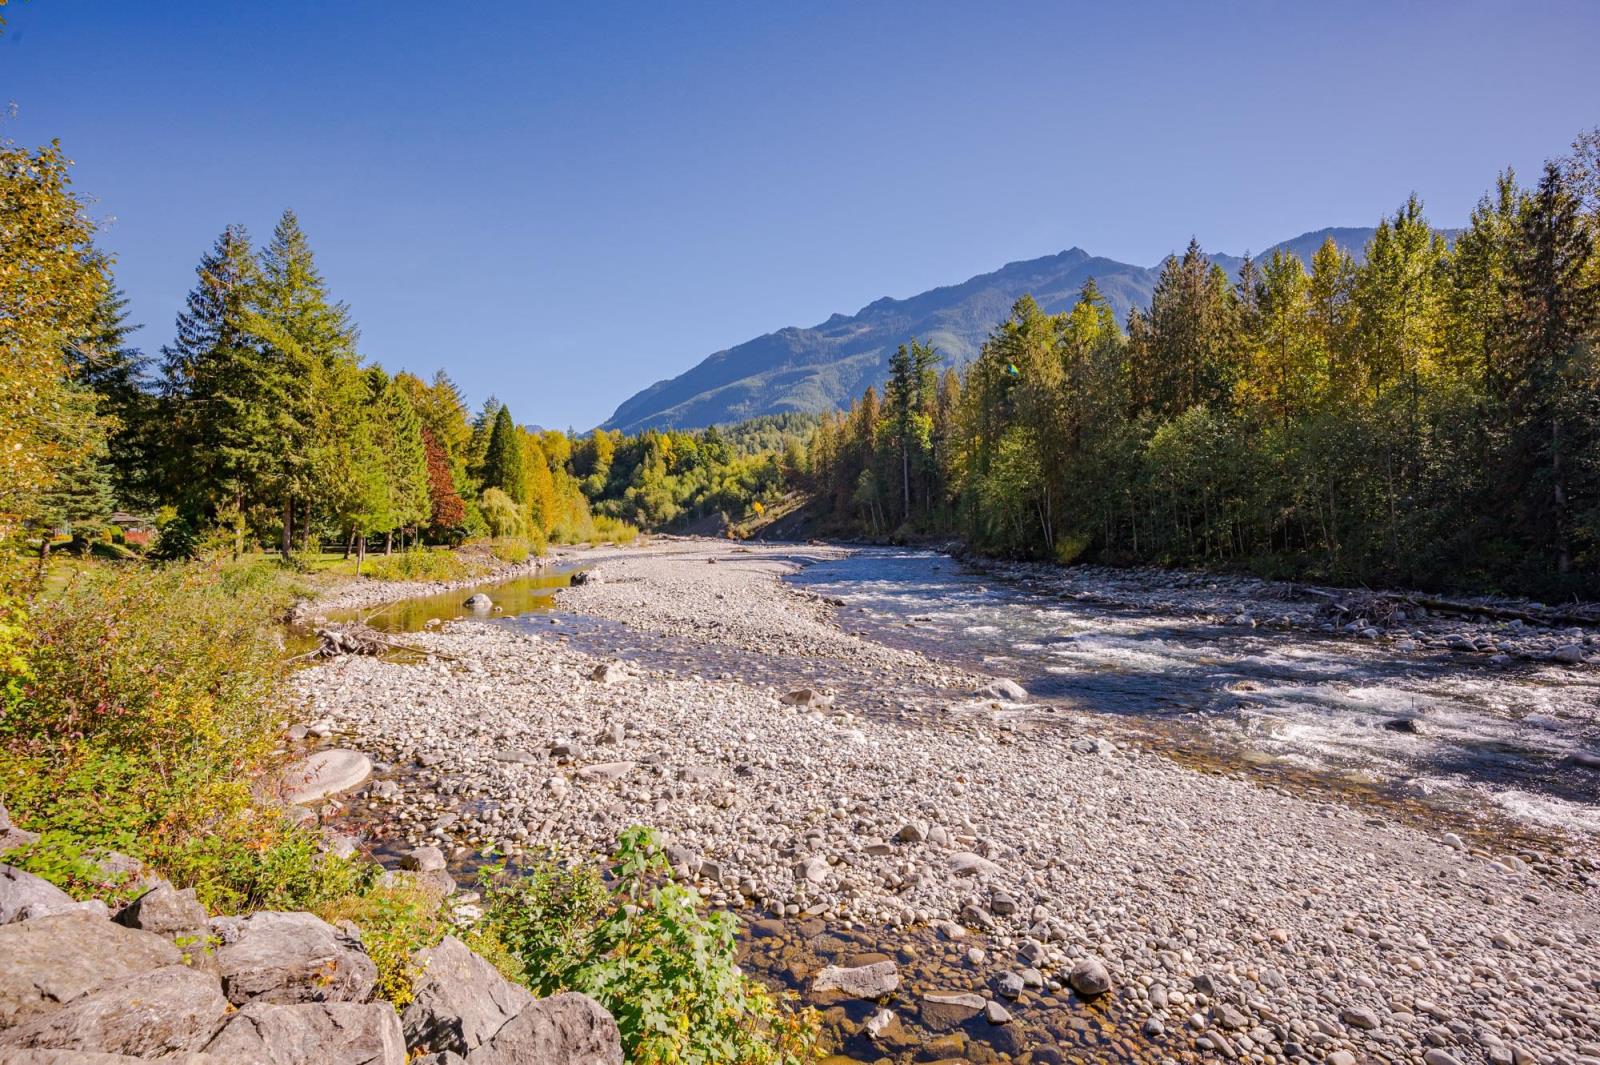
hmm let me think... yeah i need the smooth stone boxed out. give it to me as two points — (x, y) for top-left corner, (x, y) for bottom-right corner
(280, 749), (372, 805)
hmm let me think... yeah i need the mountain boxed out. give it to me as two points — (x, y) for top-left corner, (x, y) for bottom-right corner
(601, 228), (1379, 433)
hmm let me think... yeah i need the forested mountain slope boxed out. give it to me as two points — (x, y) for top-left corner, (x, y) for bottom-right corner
(602, 228), (1383, 432)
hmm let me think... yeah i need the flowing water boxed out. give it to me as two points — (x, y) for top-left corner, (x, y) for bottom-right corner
(786, 550), (1600, 838)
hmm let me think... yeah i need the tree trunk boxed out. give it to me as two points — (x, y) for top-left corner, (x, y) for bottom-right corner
(281, 497), (293, 558)
(356, 533), (366, 578)
(384, 530), (393, 556)
(343, 530), (355, 560)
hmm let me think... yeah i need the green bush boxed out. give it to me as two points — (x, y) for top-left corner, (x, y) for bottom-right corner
(478, 827), (818, 1065)
(0, 557), (364, 913)
(316, 879), (447, 1007)
(364, 547), (474, 582)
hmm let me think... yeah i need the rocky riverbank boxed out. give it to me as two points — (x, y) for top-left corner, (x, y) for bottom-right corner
(284, 538), (1600, 1065)
(0, 803), (622, 1064)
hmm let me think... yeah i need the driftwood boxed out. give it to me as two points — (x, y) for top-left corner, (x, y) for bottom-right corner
(292, 622), (455, 661)
(1300, 586), (1600, 628)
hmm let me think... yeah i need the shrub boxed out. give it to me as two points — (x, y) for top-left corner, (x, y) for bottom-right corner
(364, 547), (473, 583)
(316, 880), (446, 1007)
(0, 556), (365, 913)
(479, 827), (818, 1065)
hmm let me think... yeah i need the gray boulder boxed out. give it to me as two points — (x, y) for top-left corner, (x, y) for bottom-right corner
(0, 865), (81, 926)
(114, 882), (207, 936)
(811, 960), (898, 999)
(0, 964), (227, 1057)
(975, 678), (1029, 701)
(204, 1001), (405, 1064)
(400, 846), (447, 874)
(463, 594), (493, 611)
(401, 935), (534, 1056)
(0, 803), (39, 859)
(281, 749), (373, 805)
(0, 912), (180, 1028)
(463, 992), (621, 1065)
(211, 911), (377, 1006)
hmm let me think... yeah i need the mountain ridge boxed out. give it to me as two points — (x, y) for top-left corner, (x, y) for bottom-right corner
(600, 227), (1406, 433)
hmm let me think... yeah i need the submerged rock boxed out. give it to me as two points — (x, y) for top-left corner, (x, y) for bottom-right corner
(811, 960), (899, 999)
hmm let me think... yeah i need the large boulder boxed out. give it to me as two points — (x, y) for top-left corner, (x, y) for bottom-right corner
(113, 882), (207, 936)
(281, 749), (373, 805)
(0, 964), (227, 1057)
(204, 1001), (405, 1065)
(0, 865), (82, 926)
(464, 992), (621, 1065)
(211, 911), (377, 1006)
(0, 912), (180, 1029)
(401, 935), (533, 1056)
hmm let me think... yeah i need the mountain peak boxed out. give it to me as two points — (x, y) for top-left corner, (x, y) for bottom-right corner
(600, 228), (1378, 433)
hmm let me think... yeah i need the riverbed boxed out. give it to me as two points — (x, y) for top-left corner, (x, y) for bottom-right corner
(291, 538), (1600, 1065)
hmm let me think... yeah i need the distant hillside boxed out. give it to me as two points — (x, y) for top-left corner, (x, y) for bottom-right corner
(602, 228), (1383, 433)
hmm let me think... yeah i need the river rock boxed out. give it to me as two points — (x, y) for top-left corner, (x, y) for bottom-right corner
(921, 992), (986, 1030)
(0, 964), (227, 1057)
(812, 961), (898, 999)
(211, 911), (377, 1006)
(401, 846), (447, 873)
(0, 865), (83, 925)
(463, 594), (493, 612)
(114, 883), (207, 937)
(589, 662), (627, 685)
(0, 912), (181, 1028)
(1068, 957), (1112, 996)
(975, 679), (1028, 701)
(779, 688), (832, 707)
(204, 1001), (405, 1065)
(462, 991), (621, 1065)
(281, 749), (373, 805)
(401, 936), (534, 1057)
(1340, 1005), (1381, 1030)
(948, 852), (1001, 878)
(576, 762), (634, 782)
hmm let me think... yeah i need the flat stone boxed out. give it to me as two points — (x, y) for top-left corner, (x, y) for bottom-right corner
(203, 1001), (405, 1064)
(0, 965), (227, 1058)
(281, 749), (372, 805)
(401, 936), (534, 1057)
(779, 688), (833, 707)
(920, 991), (985, 1031)
(576, 762), (635, 781)
(812, 961), (898, 999)
(0, 913), (180, 1028)
(211, 911), (377, 1006)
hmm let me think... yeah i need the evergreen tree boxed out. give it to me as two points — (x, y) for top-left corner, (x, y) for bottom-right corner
(481, 404), (528, 505)
(423, 427), (466, 535)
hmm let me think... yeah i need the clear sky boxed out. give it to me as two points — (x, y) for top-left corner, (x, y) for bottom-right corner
(4, 1), (1598, 429)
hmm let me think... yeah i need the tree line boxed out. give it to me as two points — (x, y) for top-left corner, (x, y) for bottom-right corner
(807, 131), (1600, 599)
(2, 135), (811, 571)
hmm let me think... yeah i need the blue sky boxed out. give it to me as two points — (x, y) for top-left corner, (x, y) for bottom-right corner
(4, 1), (1598, 430)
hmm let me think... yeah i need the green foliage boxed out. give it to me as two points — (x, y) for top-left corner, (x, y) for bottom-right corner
(316, 880), (446, 1008)
(0, 556), (369, 914)
(363, 546), (475, 582)
(479, 827), (818, 1065)
(480, 487), (525, 539)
